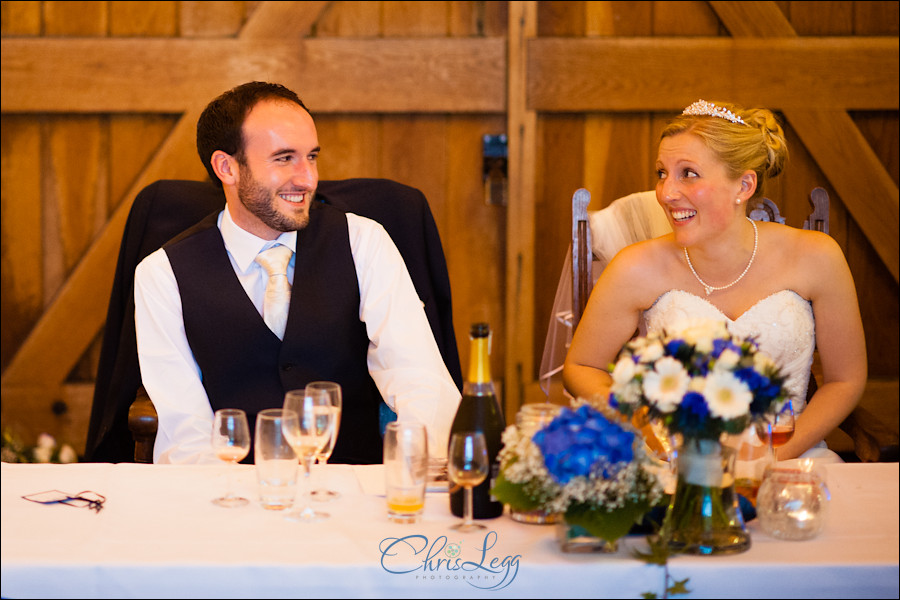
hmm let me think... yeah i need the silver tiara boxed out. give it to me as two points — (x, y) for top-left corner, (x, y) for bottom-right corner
(682, 100), (747, 125)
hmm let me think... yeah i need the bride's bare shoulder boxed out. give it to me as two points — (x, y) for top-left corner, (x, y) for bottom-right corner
(768, 224), (843, 264)
(607, 235), (679, 277)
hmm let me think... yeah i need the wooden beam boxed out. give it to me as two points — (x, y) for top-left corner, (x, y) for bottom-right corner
(1, 38), (506, 114)
(526, 37), (898, 112)
(239, 1), (330, 39)
(785, 109), (899, 281)
(708, 0), (797, 37)
(0, 110), (203, 391)
(707, 0), (900, 283)
(504, 1), (538, 422)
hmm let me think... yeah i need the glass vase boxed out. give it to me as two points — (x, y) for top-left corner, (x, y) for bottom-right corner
(661, 437), (750, 555)
(556, 520), (619, 553)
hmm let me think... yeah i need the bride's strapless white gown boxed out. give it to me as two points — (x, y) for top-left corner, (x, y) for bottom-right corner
(643, 289), (815, 413)
(642, 289), (838, 460)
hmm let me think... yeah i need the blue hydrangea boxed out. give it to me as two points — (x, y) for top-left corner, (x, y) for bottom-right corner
(532, 405), (635, 485)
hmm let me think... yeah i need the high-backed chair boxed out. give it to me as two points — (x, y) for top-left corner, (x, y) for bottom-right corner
(85, 178), (463, 463)
(539, 190), (669, 396)
(538, 187), (893, 462)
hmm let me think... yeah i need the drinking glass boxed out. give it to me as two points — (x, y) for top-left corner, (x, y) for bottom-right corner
(282, 389), (334, 522)
(306, 381), (342, 501)
(211, 409), (251, 508)
(384, 422), (429, 523)
(771, 399), (796, 458)
(254, 409), (298, 510)
(448, 431), (488, 532)
(727, 422), (774, 507)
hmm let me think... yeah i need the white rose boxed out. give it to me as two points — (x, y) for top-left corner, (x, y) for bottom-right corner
(753, 351), (776, 373)
(715, 349), (741, 370)
(670, 317), (726, 343)
(639, 341), (665, 364)
(611, 357), (637, 384)
(33, 446), (53, 463)
(58, 444), (78, 464)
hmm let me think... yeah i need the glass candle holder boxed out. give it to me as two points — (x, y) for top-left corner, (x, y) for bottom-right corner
(757, 465), (829, 541)
(508, 403), (562, 525)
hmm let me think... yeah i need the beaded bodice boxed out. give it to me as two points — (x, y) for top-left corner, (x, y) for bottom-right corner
(642, 289), (816, 413)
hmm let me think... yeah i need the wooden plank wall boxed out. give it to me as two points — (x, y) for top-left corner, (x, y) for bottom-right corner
(2, 1), (897, 456)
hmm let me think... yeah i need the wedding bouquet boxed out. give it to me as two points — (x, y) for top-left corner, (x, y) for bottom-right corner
(608, 319), (788, 440)
(492, 402), (665, 543)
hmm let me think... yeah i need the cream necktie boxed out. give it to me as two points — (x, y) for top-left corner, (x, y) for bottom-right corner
(254, 244), (293, 340)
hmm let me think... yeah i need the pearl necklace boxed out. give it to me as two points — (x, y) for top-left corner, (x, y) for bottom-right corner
(684, 217), (758, 296)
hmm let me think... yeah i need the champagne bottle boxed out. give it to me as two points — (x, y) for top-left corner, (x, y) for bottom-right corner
(449, 322), (504, 519)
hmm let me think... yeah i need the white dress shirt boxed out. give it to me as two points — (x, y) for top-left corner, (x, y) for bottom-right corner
(135, 207), (461, 464)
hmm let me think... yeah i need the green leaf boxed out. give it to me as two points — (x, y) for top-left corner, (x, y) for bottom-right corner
(490, 470), (544, 511)
(669, 578), (691, 596)
(632, 537), (670, 566)
(564, 498), (652, 542)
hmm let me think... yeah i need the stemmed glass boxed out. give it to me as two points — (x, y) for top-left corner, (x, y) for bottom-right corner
(448, 431), (488, 532)
(306, 381), (342, 501)
(756, 398), (796, 463)
(282, 388), (335, 522)
(211, 409), (251, 508)
(771, 399), (796, 460)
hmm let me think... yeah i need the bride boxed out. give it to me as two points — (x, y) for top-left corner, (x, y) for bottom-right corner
(563, 100), (867, 461)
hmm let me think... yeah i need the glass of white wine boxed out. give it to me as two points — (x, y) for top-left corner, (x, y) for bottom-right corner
(282, 388), (334, 522)
(211, 409), (251, 508)
(448, 431), (488, 532)
(306, 381), (342, 501)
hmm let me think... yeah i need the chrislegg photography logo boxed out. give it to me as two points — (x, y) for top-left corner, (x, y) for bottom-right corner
(378, 530), (521, 591)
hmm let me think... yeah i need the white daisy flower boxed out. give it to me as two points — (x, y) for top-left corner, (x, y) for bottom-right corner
(703, 370), (753, 419)
(642, 357), (689, 413)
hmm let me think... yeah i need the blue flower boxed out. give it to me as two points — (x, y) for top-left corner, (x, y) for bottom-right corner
(671, 391), (710, 437)
(665, 338), (690, 359)
(533, 405), (635, 484)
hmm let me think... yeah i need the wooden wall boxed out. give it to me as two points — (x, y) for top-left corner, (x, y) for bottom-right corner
(2, 1), (897, 455)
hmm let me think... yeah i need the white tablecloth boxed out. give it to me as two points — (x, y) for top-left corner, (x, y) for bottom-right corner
(1, 462), (897, 599)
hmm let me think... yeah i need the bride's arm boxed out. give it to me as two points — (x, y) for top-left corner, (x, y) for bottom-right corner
(563, 245), (650, 403)
(777, 232), (867, 460)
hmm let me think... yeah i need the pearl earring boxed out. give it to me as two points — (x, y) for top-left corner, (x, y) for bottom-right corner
(736, 198), (742, 205)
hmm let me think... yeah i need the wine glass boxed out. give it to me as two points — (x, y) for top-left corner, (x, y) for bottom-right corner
(771, 399), (796, 460)
(211, 409), (251, 507)
(448, 431), (488, 532)
(306, 381), (342, 501)
(282, 388), (334, 522)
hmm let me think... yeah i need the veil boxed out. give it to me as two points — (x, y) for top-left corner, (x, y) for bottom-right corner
(538, 190), (671, 398)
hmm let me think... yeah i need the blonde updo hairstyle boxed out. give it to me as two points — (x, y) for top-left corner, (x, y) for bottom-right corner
(660, 101), (788, 204)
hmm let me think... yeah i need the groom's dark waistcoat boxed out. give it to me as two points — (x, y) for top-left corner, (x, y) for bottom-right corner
(164, 203), (382, 464)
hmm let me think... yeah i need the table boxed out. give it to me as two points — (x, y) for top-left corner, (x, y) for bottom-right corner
(2, 461), (897, 599)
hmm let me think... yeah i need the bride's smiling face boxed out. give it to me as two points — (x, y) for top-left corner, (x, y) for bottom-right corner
(655, 132), (745, 244)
